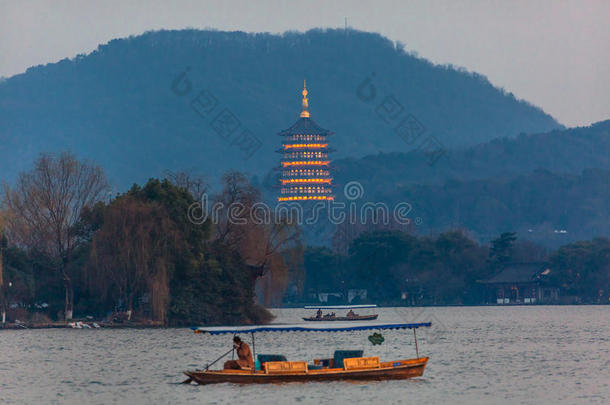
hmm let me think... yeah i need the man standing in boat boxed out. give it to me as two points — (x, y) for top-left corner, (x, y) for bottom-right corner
(223, 336), (254, 370)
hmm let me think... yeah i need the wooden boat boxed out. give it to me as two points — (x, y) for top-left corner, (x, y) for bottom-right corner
(184, 322), (431, 385)
(185, 357), (428, 384)
(303, 304), (379, 322)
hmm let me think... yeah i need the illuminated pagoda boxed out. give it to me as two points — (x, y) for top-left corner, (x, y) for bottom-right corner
(277, 81), (334, 202)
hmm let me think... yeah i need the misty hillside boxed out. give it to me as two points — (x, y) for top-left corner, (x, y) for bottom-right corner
(333, 121), (610, 246)
(331, 120), (610, 193)
(0, 28), (560, 188)
(399, 168), (610, 246)
(265, 121), (610, 247)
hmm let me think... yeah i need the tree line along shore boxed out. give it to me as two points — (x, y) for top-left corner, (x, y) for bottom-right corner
(1, 152), (608, 329)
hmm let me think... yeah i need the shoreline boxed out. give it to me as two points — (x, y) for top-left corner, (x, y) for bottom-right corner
(276, 302), (609, 309)
(0, 320), (165, 330)
(2, 304), (607, 330)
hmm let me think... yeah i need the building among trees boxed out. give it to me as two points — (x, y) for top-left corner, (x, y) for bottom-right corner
(277, 81), (334, 201)
(479, 263), (559, 304)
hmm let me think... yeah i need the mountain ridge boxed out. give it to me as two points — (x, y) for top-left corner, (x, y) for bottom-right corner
(0, 28), (561, 188)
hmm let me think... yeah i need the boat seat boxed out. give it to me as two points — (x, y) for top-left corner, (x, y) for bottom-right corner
(257, 354), (287, 364)
(333, 350), (364, 368)
(308, 363), (324, 370)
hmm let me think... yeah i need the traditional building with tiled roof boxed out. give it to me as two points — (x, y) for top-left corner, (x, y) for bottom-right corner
(478, 262), (559, 304)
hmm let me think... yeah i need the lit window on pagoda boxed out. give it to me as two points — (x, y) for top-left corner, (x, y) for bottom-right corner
(276, 81), (334, 202)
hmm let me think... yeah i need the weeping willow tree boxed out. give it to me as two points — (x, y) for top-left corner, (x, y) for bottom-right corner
(89, 197), (180, 322)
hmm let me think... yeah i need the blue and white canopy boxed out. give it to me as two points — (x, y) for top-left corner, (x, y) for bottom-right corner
(192, 322), (431, 335)
(303, 305), (377, 309)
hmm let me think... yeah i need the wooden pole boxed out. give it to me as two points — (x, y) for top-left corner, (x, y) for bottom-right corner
(182, 347), (234, 384)
(251, 332), (256, 366)
(413, 328), (419, 359)
(205, 348), (234, 371)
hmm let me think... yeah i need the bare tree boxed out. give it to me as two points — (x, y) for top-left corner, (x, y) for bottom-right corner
(2, 152), (109, 319)
(214, 171), (259, 247)
(164, 170), (209, 202)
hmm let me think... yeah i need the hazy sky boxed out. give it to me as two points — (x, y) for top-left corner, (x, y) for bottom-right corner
(1, 0), (608, 127)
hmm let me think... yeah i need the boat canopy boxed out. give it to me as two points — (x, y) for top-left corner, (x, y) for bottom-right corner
(303, 305), (377, 309)
(192, 322), (431, 335)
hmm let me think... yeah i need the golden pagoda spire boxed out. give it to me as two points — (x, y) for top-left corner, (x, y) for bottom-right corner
(300, 79), (310, 118)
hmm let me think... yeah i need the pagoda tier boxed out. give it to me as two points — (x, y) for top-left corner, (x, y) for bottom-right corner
(277, 82), (334, 202)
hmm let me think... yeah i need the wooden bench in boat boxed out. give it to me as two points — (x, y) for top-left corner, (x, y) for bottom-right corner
(343, 356), (380, 370)
(264, 357), (381, 374)
(264, 361), (308, 374)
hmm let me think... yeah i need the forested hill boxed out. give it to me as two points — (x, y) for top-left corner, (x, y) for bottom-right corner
(0, 28), (560, 188)
(332, 120), (610, 193)
(320, 121), (610, 246)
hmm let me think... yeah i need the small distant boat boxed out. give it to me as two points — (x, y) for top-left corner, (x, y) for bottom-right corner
(302, 305), (378, 322)
(184, 322), (431, 385)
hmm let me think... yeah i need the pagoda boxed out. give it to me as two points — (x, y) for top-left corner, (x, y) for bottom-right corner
(277, 82), (334, 202)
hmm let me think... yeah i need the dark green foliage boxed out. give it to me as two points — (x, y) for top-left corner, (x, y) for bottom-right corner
(2, 247), (37, 305)
(303, 247), (347, 295)
(2, 247), (63, 317)
(330, 168), (610, 248)
(304, 230), (496, 305)
(0, 29), (560, 188)
(349, 231), (415, 300)
(2, 177), (272, 324)
(107, 178), (268, 325)
(489, 232), (517, 269)
(305, 229), (608, 304)
(548, 238), (610, 301)
(169, 240), (271, 326)
(333, 120), (610, 191)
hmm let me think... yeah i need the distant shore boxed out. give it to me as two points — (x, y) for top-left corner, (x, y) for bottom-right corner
(277, 302), (608, 308)
(3, 303), (607, 330)
(1, 320), (165, 330)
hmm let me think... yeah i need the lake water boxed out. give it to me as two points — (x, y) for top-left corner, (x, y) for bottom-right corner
(1, 306), (608, 404)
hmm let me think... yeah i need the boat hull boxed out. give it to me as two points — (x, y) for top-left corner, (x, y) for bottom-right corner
(302, 314), (379, 322)
(185, 357), (427, 385)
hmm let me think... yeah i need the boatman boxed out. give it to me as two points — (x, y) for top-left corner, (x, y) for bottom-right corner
(223, 336), (254, 370)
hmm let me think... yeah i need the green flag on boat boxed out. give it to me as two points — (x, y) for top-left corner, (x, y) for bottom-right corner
(368, 332), (384, 345)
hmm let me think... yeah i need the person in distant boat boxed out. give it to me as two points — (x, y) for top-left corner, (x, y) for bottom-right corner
(223, 336), (254, 370)
(316, 309), (322, 318)
(347, 309), (355, 317)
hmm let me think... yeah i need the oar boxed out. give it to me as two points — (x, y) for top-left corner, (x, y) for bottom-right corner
(182, 348), (235, 384)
